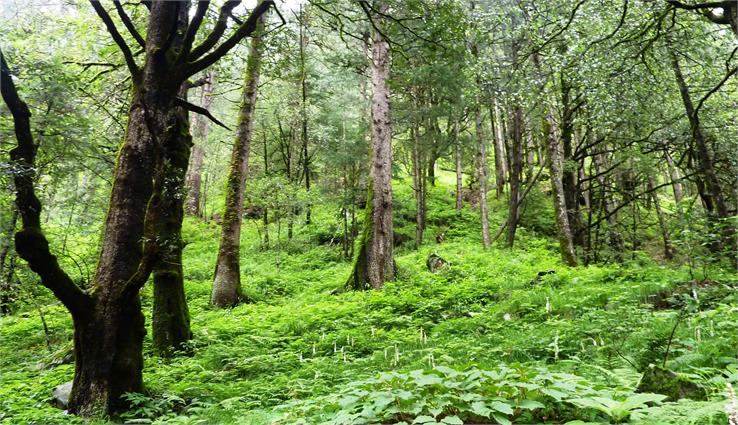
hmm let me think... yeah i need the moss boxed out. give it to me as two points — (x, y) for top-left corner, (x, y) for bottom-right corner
(346, 178), (374, 290)
(636, 365), (707, 401)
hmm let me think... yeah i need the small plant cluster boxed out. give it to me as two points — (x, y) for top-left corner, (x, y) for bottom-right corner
(277, 364), (667, 424)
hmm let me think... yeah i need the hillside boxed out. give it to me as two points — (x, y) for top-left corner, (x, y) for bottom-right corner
(1, 177), (736, 424)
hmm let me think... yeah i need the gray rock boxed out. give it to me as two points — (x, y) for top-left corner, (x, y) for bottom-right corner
(51, 382), (73, 409)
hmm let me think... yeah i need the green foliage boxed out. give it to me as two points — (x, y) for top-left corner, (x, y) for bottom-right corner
(278, 364), (672, 424)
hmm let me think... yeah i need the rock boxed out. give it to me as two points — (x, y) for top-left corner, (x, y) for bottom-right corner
(636, 365), (706, 401)
(51, 382), (73, 409)
(393, 233), (412, 247)
(529, 269), (555, 285)
(426, 253), (447, 273)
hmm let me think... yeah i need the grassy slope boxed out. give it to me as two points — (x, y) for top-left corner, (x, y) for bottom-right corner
(1, 173), (736, 424)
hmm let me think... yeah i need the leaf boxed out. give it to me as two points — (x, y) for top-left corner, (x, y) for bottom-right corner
(414, 374), (444, 386)
(469, 400), (491, 417)
(541, 388), (568, 401)
(491, 401), (514, 415)
(441, 416), (463, 424)
(413, 415), (438, 424)
(519, 399), (545, 410)
(493, 413), (512, 425)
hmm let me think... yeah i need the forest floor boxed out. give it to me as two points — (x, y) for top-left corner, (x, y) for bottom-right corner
(1, 173), (737, 424)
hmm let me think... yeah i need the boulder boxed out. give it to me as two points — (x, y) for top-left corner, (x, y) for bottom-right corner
(51, 381), (73, 409)
(636, 365), (706, 401)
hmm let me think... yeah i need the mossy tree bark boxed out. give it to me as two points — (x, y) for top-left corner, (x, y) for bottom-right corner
(347, 1), (394, 290)
(2, 0), (273, 415)
(211, 11), (267, 308)
(151, 5), (194, 355)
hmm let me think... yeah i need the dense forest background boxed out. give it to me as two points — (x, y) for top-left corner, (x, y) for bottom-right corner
(0, 0), (737, 424)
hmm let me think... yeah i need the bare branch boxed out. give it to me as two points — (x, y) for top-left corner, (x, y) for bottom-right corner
(113, 0), (146, 47)
(186, 0), (274, 77)
(177, 1), (211, 65)
(189, 1), (242, 60)
(174, 97), (231, 130)
(89, 0), (141, 78)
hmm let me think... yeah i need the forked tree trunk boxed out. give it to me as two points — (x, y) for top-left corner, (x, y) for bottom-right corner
(474, 98), (491, 249)
(347, 1), (394, 290)
(544, 113), (577, 266)
(3, 0), (272, 415)
(211, 14), (266, 307)
(185, 71), (215, 217)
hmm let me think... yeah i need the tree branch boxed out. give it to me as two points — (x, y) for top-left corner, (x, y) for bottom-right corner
(667, 0), (733, 11)
(89, 0), (141, 78)
(174, 97), (231, 130)
(113, 0), (146, 47)
(189, 0), (242, 60)
(186, 0), (274, 77)
(0, 50), (93, 319)
(177, 0), (211, 65)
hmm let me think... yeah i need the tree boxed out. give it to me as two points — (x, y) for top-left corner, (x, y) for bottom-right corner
(1, 0), (274, 415)
(185, 71), (216, 217)
(212, 8), (268, 308)
(347, 1), (394, 290)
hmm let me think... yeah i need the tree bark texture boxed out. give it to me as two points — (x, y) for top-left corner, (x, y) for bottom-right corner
(347, 1), (394, 290)
(211, 13), (266, 307)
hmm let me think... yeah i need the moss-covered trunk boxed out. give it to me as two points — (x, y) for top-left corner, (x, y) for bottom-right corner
(211, 12), (266, 307)
(152, 79), (193, 356)
(347, 1), (394, 290)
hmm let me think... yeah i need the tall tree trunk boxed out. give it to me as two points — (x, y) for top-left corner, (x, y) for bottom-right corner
(152, 77), (192, 356)
(544, 113), (577, 266)
(474, 97), (491, 249)
(454, 118), (463, 211)
(185, 71), (215, 217)
(669, 50), (733, 255)
(211, 14), (266, 307)
(411, 120), (424, 248)
(505, 106), (523, 247)
(560, 75), (584, 247)
(347, 2), (394, 290)
(299, 4), (311, 224)
(670, 51), (729, 219)
(489, 99), (507, 197)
